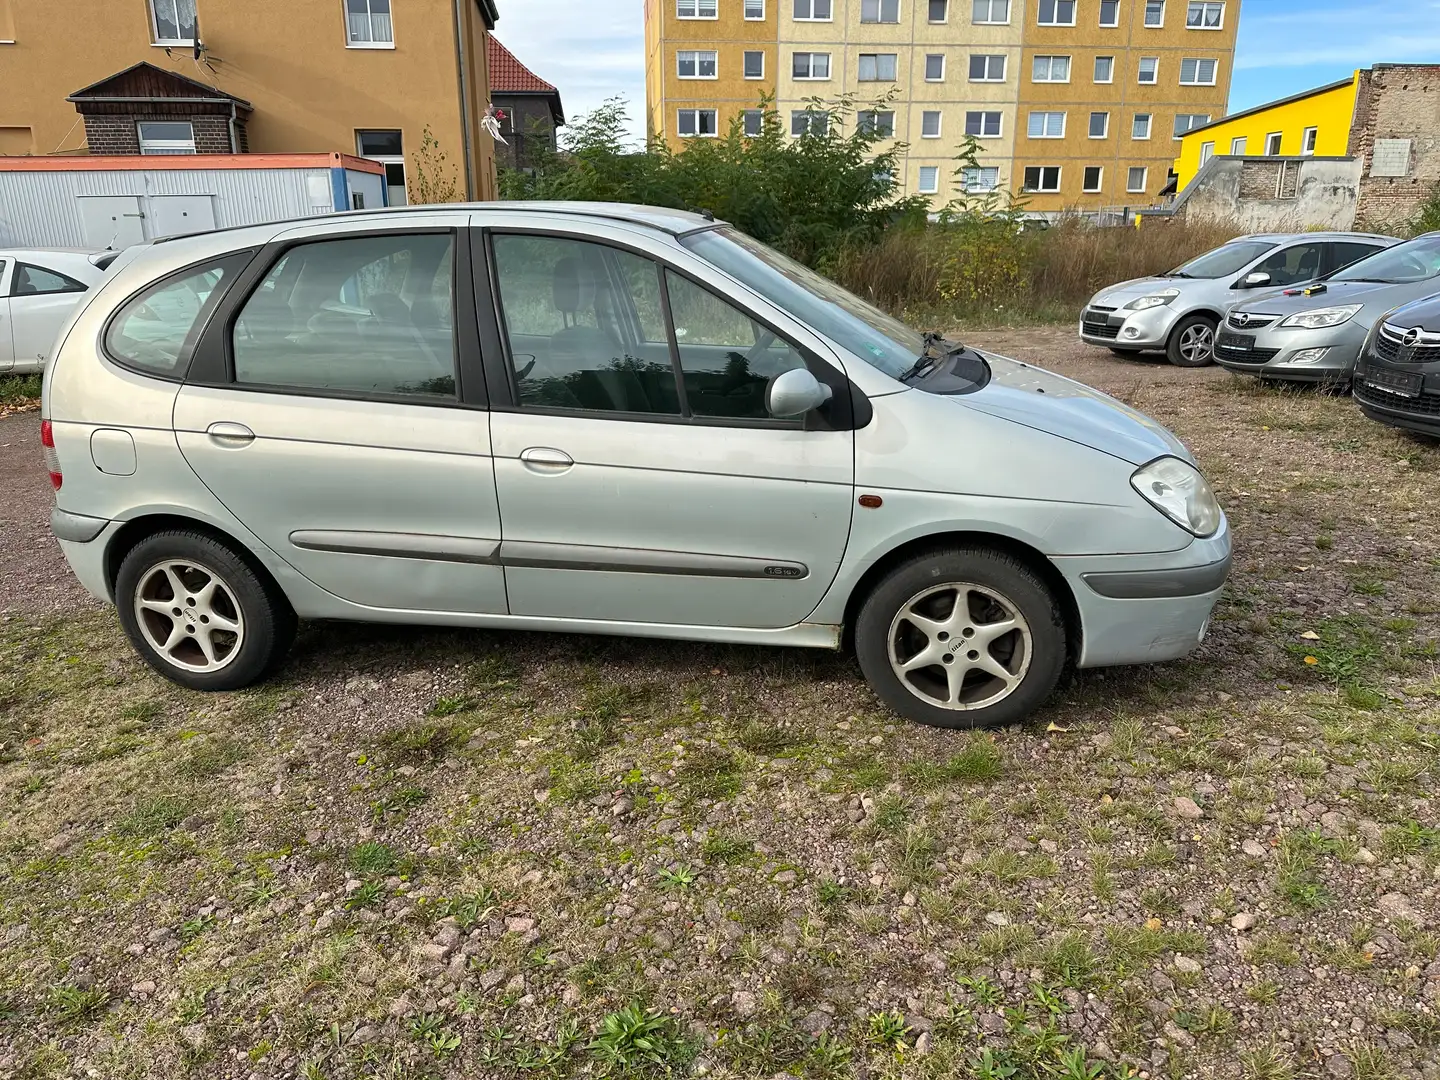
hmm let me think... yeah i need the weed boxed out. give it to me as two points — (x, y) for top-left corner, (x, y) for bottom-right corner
(589, 1003), (687, 1073)
(348, 841), (400, 877)
(816, 879), (854, 906)
(1239, 1040), (1295, 1080)
(116, 794), (192, 835)
(345, 881), (385, 910)
(805, 1032), (852, 1075)
(678, 746), (743, 799)
(657, 864), (698, 889)
(47, 983), (110, 1022)
(873, 794), (910, 832)
(958, 974), (1004, 1007)
(866, 1009), (910, 1049)
(442, 888), (499, 928)
(1382, 820), (1440, 858)
(379, 721), (466, 764)
(1348, 1043), (1394, 1080)
(700, 832), (755, 864)
(1246, 979), (1279, 1005)
(896, 827), (939, 878)
(180, 913), (215, 941)
(428, 694), (476, 718)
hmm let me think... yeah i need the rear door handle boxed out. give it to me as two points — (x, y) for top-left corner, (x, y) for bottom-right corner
(206, 421), (255, 448)
(519, 446), (573, 472)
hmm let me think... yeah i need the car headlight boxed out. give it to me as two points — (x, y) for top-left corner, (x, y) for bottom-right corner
(1124, 289), (1181, 311)
(1131, 456), (1222, 537)
(1278, 304), (1362, 329)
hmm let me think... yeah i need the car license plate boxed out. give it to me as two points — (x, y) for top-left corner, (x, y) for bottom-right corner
(1364, 369), (1422, 398)
(1217, 332), (1253, 350)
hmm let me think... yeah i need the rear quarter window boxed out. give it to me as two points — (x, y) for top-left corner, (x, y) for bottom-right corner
(105, 253), (250, 377)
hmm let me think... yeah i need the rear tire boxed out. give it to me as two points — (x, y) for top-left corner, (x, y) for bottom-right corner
(1167, 314), (1217, 367)
(855, 547), (1067, 729)
(115, 530), (295, 691)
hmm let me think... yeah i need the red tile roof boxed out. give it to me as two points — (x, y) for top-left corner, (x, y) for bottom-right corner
(487, 36), (558, 95)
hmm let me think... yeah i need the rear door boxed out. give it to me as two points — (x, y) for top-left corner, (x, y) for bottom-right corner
(1326, 240), (1389, 276)
(0, 260), (11, 371)
(172, 215), (506, 615)
(7, 261), (90, 371)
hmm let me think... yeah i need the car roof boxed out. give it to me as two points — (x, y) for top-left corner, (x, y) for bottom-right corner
(1228, 232), (1399, 243)
(0, 248), (107, 261)
(0, 249), (111, 275)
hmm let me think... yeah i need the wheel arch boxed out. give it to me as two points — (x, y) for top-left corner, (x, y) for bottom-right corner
(1171, 308), (1223, 333)
(841, 530), (1082, 662)
(104, 514), (290, 612)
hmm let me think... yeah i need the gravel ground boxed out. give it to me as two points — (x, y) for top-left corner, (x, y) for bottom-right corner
(1, 335), (1438, 1080)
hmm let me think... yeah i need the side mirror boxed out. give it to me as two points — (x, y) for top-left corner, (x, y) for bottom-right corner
(766, 368), (833, 418)
(1241, 271), (1271, 288)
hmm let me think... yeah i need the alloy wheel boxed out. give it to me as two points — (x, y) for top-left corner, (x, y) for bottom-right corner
(886, 581), (1033, 711)
(133, 559), (245, 672)
(1178, 323), (1214, 364)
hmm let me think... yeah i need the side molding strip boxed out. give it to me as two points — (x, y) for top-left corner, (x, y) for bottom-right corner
(290, 530), (501, 565)
(501, 540), (809, 580)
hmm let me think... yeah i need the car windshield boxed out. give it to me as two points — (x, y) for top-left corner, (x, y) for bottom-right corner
(1330, 235), (1440, 284)
(680, 226), (927, 380)
(1168, 239), (1279, 279)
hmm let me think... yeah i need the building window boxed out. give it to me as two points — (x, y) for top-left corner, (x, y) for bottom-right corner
(858, 53), (898, 81)
(1199, 140), (1214, 164)
(1132, 113), (1151, 139)
(1022, 166), (1060, 192)
(1302, 126), (1317, 154)
(345, 0), (394, 46)
(1186, 0), (1223, 26)
(966, 110), (1003, 137)
(925, 54), (945, 80)
(1089, 111), (1109, 138)
(793, 0), (833, 17)
(1094, 55), (1114, 82)
(791, 110), (830, 136)
(1137, 57), (1158, 83)
(742, 110), (765, 137)
(793, 52), (831, 79)
(929, 0), (948, 20)
(1028, 111), (1065, 138)
(357, 129), (406, 205)
(860, 0), (900, 22)
(1264, 131), (1282, 154)
(1127, 165), (1148, 192)
(1174, 113), (1210, 137)
(1083, 165), (1103, 191)
(972, 0), (1009, 22)
(1230, 135), (1247, 154)
(963, 166), (1000, 191)
(1032, 55), (1070, 82)
(1099, 0), (1119, 25)
(922, 110), (943, 137)
(677, 50), (718, 78)
(149, 0), (196, 43)
(744, 51), (765, 78)
(1179, 57), (1217, 85)
(1036, 0), (1075, 24)
(1144, 0), (1164, 24)
(137, 120), (196, 154)
(857, 110), (896, 136)
(677, 109), (719, 137)
(969, 54), (1006, 81)
(918, 166), (941, 193)
(745, 0), (766, 17)
(677, 0), (718, 16)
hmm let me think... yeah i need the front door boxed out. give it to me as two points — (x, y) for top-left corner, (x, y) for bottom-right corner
(172, 221), (505, 615)
(483, 229), (855, 630)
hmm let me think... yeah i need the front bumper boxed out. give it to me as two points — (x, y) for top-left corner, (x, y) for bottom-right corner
(1079, 304), (1181, 350)
(1352, 354), (1440, 437)
(1213, 318), (1367, 381)
(1053, 518), (1232, 668)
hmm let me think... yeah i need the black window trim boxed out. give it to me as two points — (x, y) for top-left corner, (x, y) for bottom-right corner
(474, 225), (864, 432)
(11, 262), (90, 298)
(185, 226), (488, 411)
(101, 249), (258, 383)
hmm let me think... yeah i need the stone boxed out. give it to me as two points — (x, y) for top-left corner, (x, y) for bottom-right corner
(504, 916), (536, 934)
(504, 973), (526, 994)
(1173, 797), (1204, 820)
(351, 1025), (380, 1045)
(1242, 839), (1267, 858)
(1230, 912), (1258, 931)
(984, 911), (1010, 926)
(418, 942), (449, 962)
(773, 870), (797, 885)
(1172, 955), (1202, 974)
(1162, 1020), (1195, 1048)
(914, 1031), (932, 1056)
(732, 990), (758, 1016)
(179, 1024), (207, 1050)
(1377, 893), (1419, 921)
(1325, 1053), (1354, 1078)
(979, 1013), (1007, 1035)
(130, 980), (157, 996)
(388, 994), (415, 1018)
(1354, 847), (1378, 866)
(1038, 839), (1059, 854)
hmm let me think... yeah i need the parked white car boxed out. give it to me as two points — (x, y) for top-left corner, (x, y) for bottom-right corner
(1, 250), (114, 374)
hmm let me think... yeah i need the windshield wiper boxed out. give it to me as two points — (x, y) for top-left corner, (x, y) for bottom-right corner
(899, 331), (957, 382)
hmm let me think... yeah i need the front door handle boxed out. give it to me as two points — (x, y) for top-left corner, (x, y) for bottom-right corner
(519, 446), (573, 472)
(206, 421), (255, 448)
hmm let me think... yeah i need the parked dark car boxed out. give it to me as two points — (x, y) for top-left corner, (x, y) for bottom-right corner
(1353, 291), (1440, 438)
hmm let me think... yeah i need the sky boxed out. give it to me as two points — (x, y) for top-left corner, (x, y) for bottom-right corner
(491, 0), (1440, 142)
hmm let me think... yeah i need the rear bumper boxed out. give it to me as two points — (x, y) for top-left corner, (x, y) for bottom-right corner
(54, 517), (121, 603)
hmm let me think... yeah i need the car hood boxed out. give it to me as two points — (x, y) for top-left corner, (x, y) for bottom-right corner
(959, 351), (1192, 466)
(1230, 279), (1415, 320)
(1089, 276), (1185, 305)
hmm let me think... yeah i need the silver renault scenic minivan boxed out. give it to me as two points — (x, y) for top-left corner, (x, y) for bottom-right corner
(43, 203), (1230, 729)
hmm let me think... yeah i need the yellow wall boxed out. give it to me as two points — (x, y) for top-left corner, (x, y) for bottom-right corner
(1171, 70), (1359, 189)
(0, 0), (495, 198)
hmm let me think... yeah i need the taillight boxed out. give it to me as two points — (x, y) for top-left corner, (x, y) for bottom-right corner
(40, 419), (62, 490)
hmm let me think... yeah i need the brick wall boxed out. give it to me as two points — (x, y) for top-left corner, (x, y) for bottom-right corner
(1352, 64), (1440, 229)
(81, 112), (244, 155)
(1237, 160), (1281, 200)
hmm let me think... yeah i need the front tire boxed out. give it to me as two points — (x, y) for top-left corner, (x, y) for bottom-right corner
(115, 530), (295, 691)
(855, 547), (1067, 729)
(1167, 315), (1217, 367)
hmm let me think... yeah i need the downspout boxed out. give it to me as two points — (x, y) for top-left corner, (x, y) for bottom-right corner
(451, 0), (477, 200)
(228, 101), (238, 154)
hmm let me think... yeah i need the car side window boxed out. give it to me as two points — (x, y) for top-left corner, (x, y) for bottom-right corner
(491, 234), (680, 414)
(1329, 241), (1382, 275)
(1252, 243), (1324, 287)
(106, 261), (232, 375)
(14, 263), (88, 296)
(665, 271), (806, 420)
(232, 233), (456, 398)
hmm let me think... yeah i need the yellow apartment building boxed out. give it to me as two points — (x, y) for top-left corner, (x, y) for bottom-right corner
(645, 0), (1240, 211)
(0, 0), (501, 200)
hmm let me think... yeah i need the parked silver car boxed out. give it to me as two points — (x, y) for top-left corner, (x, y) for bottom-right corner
(1215, 232), (1440, 385)
(1080, 232), (1398, 367)
(43, 203), (1230, 729)
(0, 249), (115, 374)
